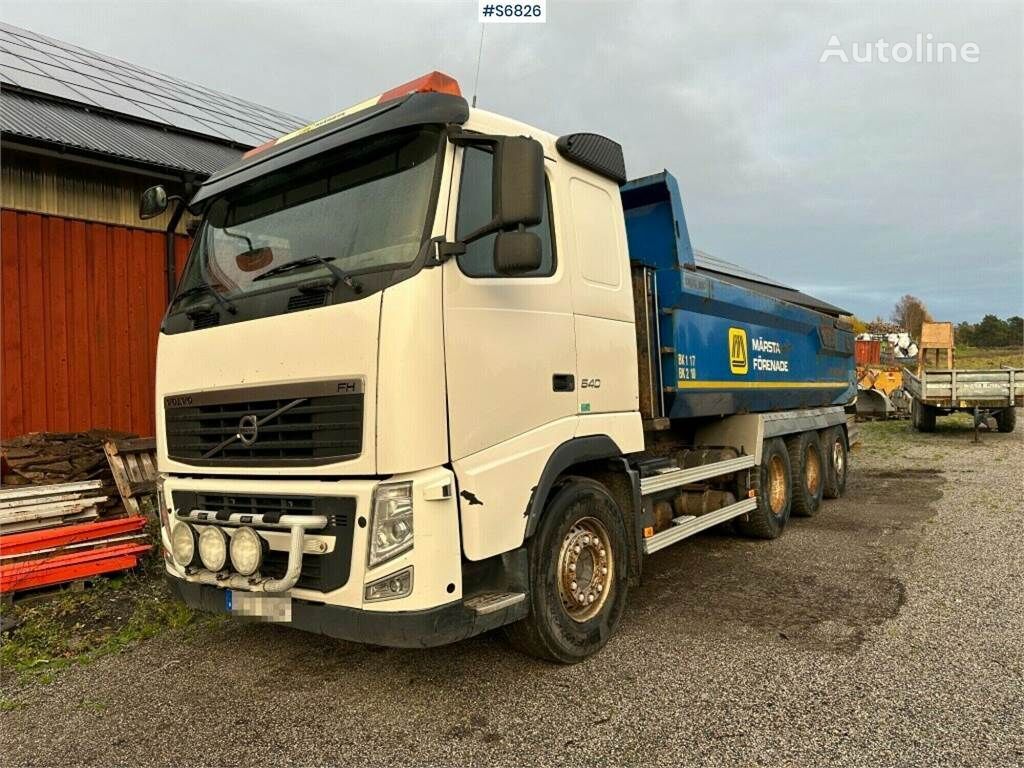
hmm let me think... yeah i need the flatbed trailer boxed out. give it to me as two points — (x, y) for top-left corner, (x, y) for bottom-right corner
(903, 366), (1021, 432)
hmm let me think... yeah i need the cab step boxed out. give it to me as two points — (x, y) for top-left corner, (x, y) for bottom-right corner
(465, 591), (526, 615)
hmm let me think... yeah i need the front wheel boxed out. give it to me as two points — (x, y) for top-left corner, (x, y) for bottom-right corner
(505, 477), (629, 664)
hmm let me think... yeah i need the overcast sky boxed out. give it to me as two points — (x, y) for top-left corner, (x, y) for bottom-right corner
(4, 0), (1022, 322)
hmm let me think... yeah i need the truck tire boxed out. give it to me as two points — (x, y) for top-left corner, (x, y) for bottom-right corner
(505, 477), (629, 664)
(735, 438), (791, 540)
(994, 407), (1016, 433)
(786, 431), (824, 517)
(912, 400), (936, 432)
(822, 427), (848, 499)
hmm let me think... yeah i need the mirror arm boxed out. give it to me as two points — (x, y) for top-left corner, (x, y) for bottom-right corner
(448, 130), (498, 147)
(164, 197), (186, 303)
(459, 219), (502, 245)
(421, 235), (467, 267)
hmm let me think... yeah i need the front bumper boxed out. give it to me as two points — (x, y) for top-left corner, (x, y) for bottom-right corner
(160, 467), (463, 614)
(171, 578), (525, 648)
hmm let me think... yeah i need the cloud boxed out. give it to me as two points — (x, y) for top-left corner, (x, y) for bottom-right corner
(3, 0), (1021, 322)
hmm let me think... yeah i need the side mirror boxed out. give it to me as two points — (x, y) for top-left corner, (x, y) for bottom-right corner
(494, 137), (544, 229)
(139, 185), (168, 220)
(493, 231), (542, 275)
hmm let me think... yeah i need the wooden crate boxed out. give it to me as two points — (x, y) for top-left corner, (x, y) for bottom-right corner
(103, 438), (157, 517)
(918, 321), (955, 373)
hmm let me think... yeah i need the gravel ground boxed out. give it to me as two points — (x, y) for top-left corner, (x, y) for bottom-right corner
(2, 418), (1022, 767)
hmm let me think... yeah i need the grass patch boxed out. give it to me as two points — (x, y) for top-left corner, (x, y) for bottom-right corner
(0, 530), (217, 685)
(953, 346), (1023, 370)
(857, 419), (913, 454)
(857, 412), (988, 459)
(856, 411), (983, 454)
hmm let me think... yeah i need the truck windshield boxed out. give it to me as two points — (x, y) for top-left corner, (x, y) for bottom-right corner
(167, 126), (442, 328)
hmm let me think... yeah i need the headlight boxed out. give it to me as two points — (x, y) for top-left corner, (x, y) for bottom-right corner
(198, 527), (229, 571)
(171, 523), (197, 567)
(368, 481), (413, 568)
(230, 527), (265, 576)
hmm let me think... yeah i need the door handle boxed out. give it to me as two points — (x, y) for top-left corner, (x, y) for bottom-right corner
(552, 374), (575, 392)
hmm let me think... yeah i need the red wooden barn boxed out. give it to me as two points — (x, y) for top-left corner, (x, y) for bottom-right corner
(0, 21), (303, 440)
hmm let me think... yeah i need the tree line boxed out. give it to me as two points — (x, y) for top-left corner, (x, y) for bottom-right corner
(955, 315), (1023, 348)
(851, 294), (1023, 348)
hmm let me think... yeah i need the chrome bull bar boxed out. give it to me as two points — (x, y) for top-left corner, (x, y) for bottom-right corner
(171, 509), (328, 593)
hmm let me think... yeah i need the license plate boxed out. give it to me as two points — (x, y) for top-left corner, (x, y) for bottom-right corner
(226, 590), (292, 622)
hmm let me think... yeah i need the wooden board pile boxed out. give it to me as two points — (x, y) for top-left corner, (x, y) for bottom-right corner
(0, 480), (111, 534)
(0, 433), (155, 596)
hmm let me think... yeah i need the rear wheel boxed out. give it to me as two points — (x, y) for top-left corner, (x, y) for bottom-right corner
(822, 427), (848, 499)
(505, 477), (629, 664)
(735, 437), (791, 540)
(787, 431), (825, 517)
(912, 400), (936, 432)
(995, 407), (1017, 433)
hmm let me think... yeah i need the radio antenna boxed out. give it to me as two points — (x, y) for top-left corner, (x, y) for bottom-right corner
(471, 25), (485, 108)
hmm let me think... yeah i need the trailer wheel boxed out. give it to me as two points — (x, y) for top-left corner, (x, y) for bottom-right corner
(912, 400), (936, 432)
(822, 427), (848, 499)
(735, 438), (791, 539)
(787, 431), (825, 517)
(505, 477), (629, 664)
(995, 407), (1017, 433)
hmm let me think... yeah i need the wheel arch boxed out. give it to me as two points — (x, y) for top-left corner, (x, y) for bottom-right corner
(522, 436), (643, 584)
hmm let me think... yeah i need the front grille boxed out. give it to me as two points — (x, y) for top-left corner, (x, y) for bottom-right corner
(197, 493), (316, 521)
(165, 381), (363, 466)
(171, 491), (355, 593)
(261, 550), (325, 590)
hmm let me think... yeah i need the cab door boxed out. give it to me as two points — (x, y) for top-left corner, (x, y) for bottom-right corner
(443, 144), (577, 560)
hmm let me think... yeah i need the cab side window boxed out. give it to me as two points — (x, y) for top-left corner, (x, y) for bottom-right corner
(455, 145), (555, 277)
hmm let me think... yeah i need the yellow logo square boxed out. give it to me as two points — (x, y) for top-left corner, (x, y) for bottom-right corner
(729, 327), (748, 374)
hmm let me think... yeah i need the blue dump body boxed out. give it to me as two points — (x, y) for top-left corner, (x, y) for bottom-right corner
(621, 171), (856, 420)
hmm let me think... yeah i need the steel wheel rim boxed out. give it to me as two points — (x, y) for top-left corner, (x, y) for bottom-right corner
(767, 455), (787, 514)
(557, 516), (613, 622)
(832, 440), (845, 478)
(806, 447), (822, 495)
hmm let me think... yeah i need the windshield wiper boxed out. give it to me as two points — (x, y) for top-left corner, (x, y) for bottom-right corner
(173, 282), (237, 315)
(253, 254), (362, 293)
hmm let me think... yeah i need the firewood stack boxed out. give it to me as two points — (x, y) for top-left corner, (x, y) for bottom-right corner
(1, 430), (133, 488)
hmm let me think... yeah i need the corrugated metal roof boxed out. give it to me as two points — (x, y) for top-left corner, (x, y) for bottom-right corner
(0, 21), (303, 146)
(693, 248), (850, 317)
(2, 90), (244, 175)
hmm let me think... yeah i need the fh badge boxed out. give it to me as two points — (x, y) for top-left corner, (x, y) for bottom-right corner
(729, 327), (748, 374)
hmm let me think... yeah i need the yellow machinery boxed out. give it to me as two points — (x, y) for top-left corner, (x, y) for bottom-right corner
(855, 336), (912, 418)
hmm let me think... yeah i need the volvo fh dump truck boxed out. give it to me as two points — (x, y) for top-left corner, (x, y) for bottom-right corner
(143, 71), (857, 663)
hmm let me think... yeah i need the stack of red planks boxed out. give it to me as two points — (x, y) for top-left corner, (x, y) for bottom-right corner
(0, 432), (156, 596)
(0, 505), (151, 595)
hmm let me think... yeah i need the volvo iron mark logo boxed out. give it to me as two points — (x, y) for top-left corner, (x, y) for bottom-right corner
(238, 414), (259, 446)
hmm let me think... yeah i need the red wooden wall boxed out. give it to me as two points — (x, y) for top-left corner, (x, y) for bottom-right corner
(2, 209), (189, 439)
